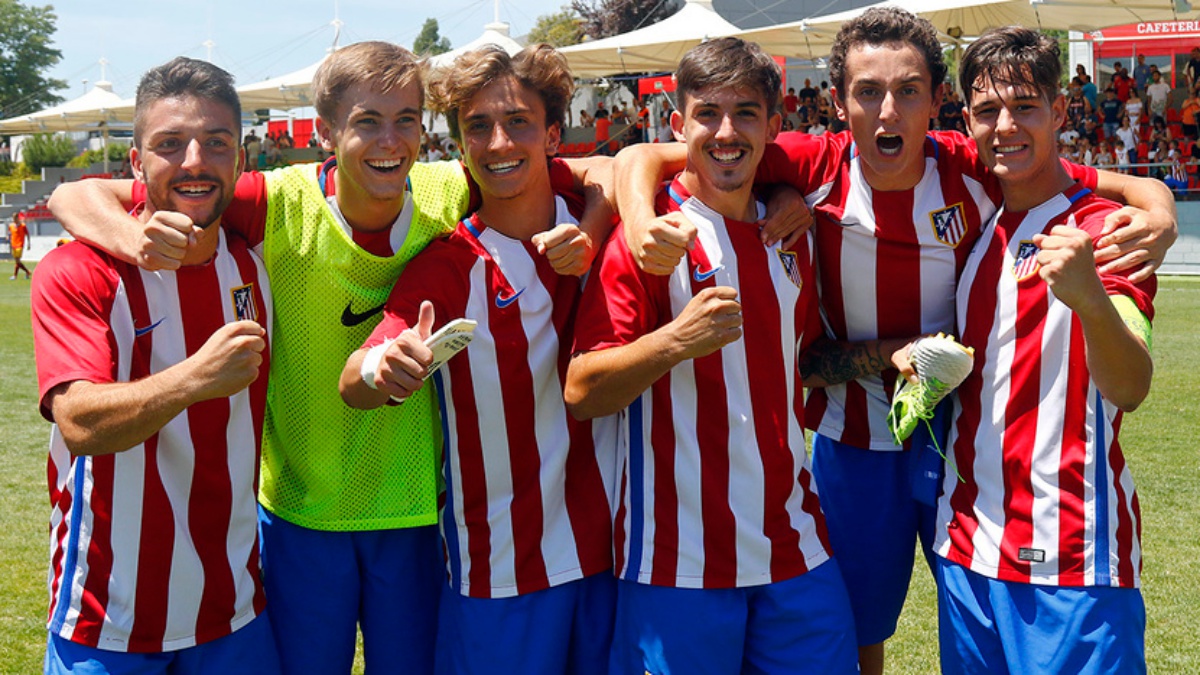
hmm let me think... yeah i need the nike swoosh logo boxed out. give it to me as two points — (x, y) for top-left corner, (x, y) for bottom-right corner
(495, 288), (525, 309)
(341, 302), (386, 327)
(692, 264), (724, 283)
(134, 317), (165, 337)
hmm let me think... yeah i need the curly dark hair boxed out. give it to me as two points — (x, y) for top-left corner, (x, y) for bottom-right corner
(828, 7), (947, 100)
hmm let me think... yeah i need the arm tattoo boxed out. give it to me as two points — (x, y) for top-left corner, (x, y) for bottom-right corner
(799, 339), (891, 387)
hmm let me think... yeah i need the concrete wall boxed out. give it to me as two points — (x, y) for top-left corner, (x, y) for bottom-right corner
(1159, 200), (1200, 276)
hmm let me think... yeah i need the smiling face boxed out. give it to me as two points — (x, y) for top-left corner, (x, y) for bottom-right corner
(131, 94), (242, 229)
(317, 80), (423, 229)
(673, 84), (781, 216)
(966, 75), (1069, 211)
(833, 43), (940, 192)
(458, 75), (558, 204)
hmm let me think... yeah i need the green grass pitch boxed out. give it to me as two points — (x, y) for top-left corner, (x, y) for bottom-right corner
(1, 269), (1197, 673)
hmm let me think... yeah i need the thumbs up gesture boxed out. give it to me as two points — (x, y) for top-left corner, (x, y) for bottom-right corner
(375, 301), (437, 401)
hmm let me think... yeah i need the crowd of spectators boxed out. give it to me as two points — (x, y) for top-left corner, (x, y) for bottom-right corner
(1048, 52), (1200, 194)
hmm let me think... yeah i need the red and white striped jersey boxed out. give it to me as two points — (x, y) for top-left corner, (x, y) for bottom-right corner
(936, 184), (1155, 588)
(31, 231), (272, 652)
(573, 179), (830, 589)
(757, 131), (1097, 450)
(364, 195), (615, 599)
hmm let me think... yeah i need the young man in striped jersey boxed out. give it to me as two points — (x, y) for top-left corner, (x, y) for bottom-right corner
(937, 26), (1154, 673)
(566, 37), (858, 674)
(611, 9), (1175, 673)
(47, 41), (614, 674)
(339, 45), (616, 675)
(31, 58), (279, 674)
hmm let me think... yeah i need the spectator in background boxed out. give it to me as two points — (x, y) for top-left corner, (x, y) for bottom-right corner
(938, 89), (964, 132)
(1059, 124), (1080, 148)
(1180, 87), (1200, 138)
(1186, 47), (1200, 93)
(308, 132), (319, 147)
(1081, 116), (1101, 145)
(784, 87), (800, 128)
(1164, 142), (1190, 191)
(1080, 137), (1099, 165)
(1146, 70), (1171, 121)
(807, 112), (827, 136)
(9, 212), (30, 280)
(1133, 53), (1151, 92)
(1112, 61), (1133, 102)
(799, 77), (817, 104)
(636, 97), (651, 143)
(1079, 70), (1098, 110)
(1100, 87), (1124, 139)
(1066, 80), (1091, 130)
(579, 108), (594, 127)
(1125, 88), (1144, 129)
(1116, 114), (1139, 166)
(1115, 139), (1130, 173)
(1095, 140), (1116, 170)
(594, 107), (612, 155)
(1149, 117), (1172, 146)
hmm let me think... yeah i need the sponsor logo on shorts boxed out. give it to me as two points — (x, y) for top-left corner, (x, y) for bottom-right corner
(1017, 547), (1046, 563)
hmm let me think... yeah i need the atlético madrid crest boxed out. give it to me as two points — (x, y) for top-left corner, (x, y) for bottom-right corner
(231, 284), (259, 321)
(777, 249), (804, 289)
(929, 203), (967, 247)
(1012, 241), (1041, 281)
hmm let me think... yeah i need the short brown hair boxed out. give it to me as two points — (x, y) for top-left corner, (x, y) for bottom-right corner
(828, 7), (947, 99)
(312, 41), (423, 123)
(425, 44), (574, 142)
(960, 27), (1061, 109)
(674, 37), (782, 116)
(133, 57), (240, 149)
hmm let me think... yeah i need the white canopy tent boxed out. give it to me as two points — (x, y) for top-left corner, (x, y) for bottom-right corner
(0, 80), (131, 134)
(0, 81), (133, 171)
(560, 0), (744, 77)
(426, 21), (523, 69)
(756, 0), (1200, 52)
(563, 0), (1199, 75)
(234, 56), (328, 112)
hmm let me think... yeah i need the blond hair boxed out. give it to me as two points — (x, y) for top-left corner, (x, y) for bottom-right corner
(312, 41), (422, 123)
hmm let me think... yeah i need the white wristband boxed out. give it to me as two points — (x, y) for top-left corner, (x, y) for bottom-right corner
(360, 337), (399, 390)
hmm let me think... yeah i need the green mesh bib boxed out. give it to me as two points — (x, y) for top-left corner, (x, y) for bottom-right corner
(257, 162), (468, 530)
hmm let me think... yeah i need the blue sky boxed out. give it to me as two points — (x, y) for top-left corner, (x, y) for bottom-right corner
(46, 0), (572, 100)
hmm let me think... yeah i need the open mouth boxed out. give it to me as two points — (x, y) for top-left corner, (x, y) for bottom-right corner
(486, 159), (523, 175)
(365, 158), (407, 173)
(995, 144), (1025, 155)
(172, 182), (216, 198)
(709, 146), (747, 165)
(877, 134), (903, 156)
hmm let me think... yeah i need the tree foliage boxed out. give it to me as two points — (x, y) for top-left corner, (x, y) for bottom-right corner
(0, 1), (66, 117)
(21, 133), (74, 172)
(528, 11), (584, 48)
(571, 0), (682, 40)
(413, 18), (452, 57)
